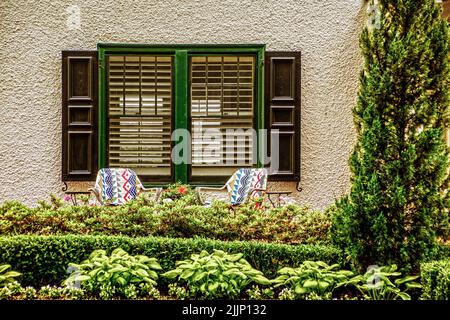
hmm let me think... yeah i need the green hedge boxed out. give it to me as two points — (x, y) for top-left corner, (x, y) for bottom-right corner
(433, 243), (450, 259)
(421, 259), (450, 300)
(0, 197), (331, 245)
(0, 235), (342, 287)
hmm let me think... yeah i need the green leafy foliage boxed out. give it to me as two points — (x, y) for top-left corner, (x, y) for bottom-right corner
(64, 248), (162, 299)
(0, 264), (21, 287)
(246, 285), (275, 300)
(0, 235), (341, 288)
(159, 183), (195, 201)
(167, 283), (189, 300)
(331, 0), (450, 273)
(39, 285), (85, 300)
(162, 250), (271, 299)
(272, 261), (354, 299)
(0, 197), (331, 244)
(0, 282), (85, 300)
(0, 282), (23, 300)
(0, 198), (161, 237)
(278, 288), (296, 300)
(420, 259), (450, 300)
(345, 265), (421, 300)
(158, 200), (332, 244)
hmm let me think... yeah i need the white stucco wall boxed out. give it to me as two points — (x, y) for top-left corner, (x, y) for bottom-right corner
(0, 0), (366, 209)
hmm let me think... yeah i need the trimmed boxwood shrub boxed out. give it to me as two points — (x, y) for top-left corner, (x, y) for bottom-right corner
(0, 235), (342, 287)
(433, 242), (450, 259)
(421, 259), (450, 300)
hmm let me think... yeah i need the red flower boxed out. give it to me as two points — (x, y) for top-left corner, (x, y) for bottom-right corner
(178, 186), (187, 194)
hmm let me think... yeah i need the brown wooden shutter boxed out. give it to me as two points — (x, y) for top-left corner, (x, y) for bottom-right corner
(62, 51), (98, 181)
(265, 51), (301, 181)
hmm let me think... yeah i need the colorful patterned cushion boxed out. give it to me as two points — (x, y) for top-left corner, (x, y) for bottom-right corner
(225, 168), (268, 205)
(94, 168), (143, 205)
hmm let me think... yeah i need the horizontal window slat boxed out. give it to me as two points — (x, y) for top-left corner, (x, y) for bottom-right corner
(107, 54), (174, 176)
(110, 157), (171, 162)
(189, 54), (255, 172)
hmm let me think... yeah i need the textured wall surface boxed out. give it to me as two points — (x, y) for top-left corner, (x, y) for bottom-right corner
(0, 0), (365, 209)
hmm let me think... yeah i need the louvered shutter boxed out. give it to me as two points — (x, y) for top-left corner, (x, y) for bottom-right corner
(265, 52), (301, 181)
(62, 51), (98, 181)
(106, 55), (173, 181)
(190, 55), (256, 179)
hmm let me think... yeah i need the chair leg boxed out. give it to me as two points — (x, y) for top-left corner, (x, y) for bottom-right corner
(154, 188), (163, 203)
(195, 188), (204, 205)
(88, 188), (102, 205)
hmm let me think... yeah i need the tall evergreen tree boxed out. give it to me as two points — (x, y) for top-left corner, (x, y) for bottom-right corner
(332, 0), (450, 273)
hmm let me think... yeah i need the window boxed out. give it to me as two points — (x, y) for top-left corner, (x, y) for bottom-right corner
(190, 55), (255, 180)
(98, 45), (265, 184)
(107, 55), (173, 181)
(61, 45), (301, 185)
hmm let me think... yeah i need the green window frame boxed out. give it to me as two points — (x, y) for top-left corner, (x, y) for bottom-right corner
(98, 43), (265, 185)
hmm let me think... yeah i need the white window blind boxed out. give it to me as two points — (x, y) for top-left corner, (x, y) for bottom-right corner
(107, 55), (172, 177)
(190, 55), (256, 177)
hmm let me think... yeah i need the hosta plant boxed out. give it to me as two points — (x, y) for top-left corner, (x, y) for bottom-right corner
(343, 265), (421, 300)
(64, 248), (162, 299)
(162, 250), (271, 299)
(0, 264), (21, 287)
(272, 261), (354, 299)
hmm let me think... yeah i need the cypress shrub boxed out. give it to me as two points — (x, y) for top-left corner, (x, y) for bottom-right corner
(332, 0), (450, 273)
